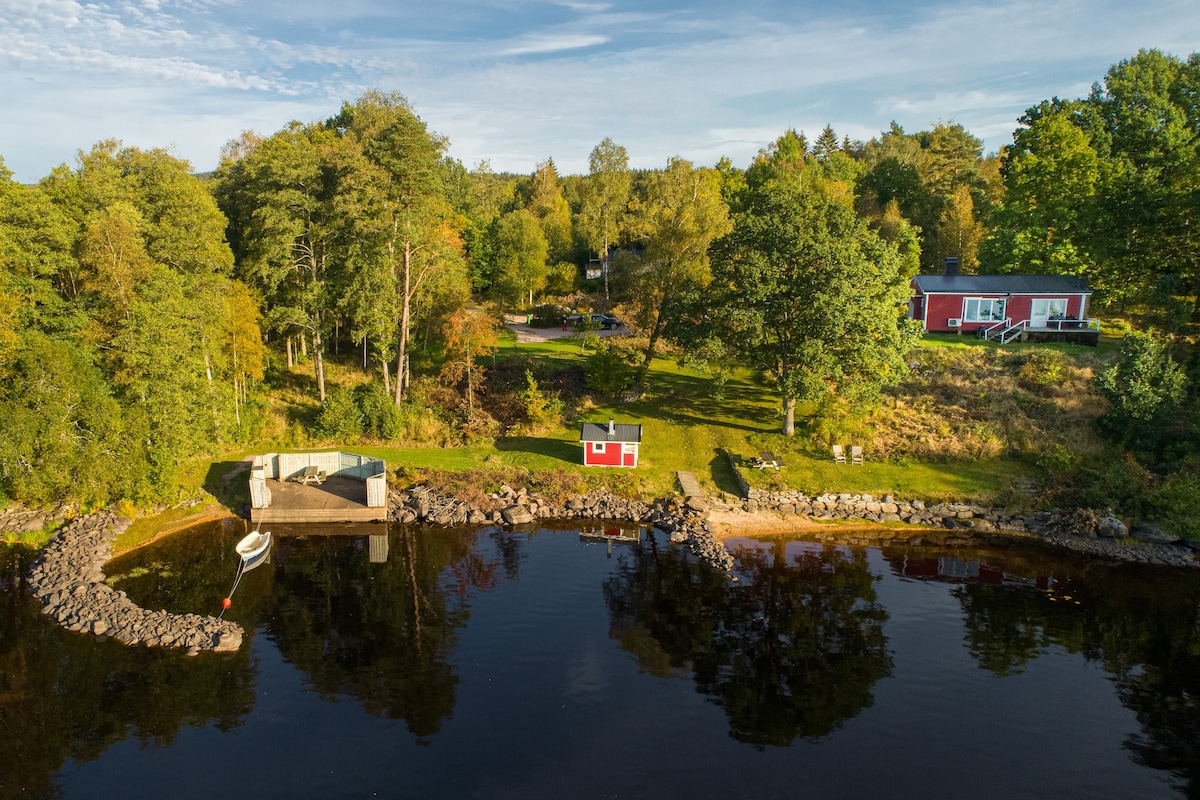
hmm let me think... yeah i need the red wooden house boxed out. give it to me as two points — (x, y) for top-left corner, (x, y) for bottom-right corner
(910, 261), (1094, 344)
(580, 419), (642, 468)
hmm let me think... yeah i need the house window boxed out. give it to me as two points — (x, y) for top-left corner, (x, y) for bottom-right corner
(963, 297), (1006, 322)
(591, 442), (605, 454)
(622, 444), (636, 455)
(1031, 298), (1069, 320)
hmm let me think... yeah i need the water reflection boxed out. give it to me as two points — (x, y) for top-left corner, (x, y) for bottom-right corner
(604, 536), (893, 746)
(884, 544), (1200, 798)
(4, 525), (1200, 799)
(263, 526), (502, 738)
(0, 543), (255, 800)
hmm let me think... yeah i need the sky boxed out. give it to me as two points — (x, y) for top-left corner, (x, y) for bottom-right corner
(2, 0), (1199, 182)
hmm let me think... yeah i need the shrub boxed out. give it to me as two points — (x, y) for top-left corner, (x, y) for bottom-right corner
(1017, 349), (1063, 388)
(358, 382), (404, 440)
(520, 370), (563, 429)
(586, 345), (636, 396)
(316, 386), (364, 440)
(1094, 332), (1187, 449)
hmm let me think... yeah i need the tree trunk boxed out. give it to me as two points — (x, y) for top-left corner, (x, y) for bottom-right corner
(395, 239), (414, 405)
(636, 307), (667, 383)
(782, 397), (796, 436)
(315, 329), (326, 404)
(602, 234), (610, 300)
(382, 359), (391, 396)
(286, 336), (294, 368)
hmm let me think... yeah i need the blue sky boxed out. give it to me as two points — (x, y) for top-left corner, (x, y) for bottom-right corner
(2, 0), (1198, 181)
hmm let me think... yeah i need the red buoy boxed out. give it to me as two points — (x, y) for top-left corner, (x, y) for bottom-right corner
(222, 597), (232, 609)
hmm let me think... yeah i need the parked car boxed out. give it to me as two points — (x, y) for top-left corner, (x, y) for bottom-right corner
(564, 313), (622, 330)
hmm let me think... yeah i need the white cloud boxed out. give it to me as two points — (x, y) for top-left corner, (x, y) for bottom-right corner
(2, 0), (1200, 180)
(500, 33), (610, 55)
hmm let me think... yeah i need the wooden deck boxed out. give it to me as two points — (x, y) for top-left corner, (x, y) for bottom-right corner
(250, 475), (387, 524)
(676, 471), (703, 497)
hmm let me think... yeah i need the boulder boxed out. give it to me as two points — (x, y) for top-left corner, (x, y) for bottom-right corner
(1130, 524), (1180, 546)
(1097, 513), (1129, 539)
(502, 505), (535, 525)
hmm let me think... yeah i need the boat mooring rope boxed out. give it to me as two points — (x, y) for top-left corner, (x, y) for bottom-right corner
(217, 556), (249, 619)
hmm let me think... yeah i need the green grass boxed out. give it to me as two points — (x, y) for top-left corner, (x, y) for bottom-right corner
(168, 332), (1050, 515)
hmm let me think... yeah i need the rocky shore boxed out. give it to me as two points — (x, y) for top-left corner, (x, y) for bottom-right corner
(25, 510), (243, 654)
(13, 475), (1198, 651)
(384, 482), (1200, 570)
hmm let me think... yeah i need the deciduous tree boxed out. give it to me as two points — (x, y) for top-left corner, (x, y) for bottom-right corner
(578, 138), (631, 299)
(627, 158), (731, 379)
(709, 177), (920, 434)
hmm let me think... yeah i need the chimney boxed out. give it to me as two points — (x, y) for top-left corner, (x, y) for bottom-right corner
(944, 257), (960, 276)
(608, 418), (615, 435)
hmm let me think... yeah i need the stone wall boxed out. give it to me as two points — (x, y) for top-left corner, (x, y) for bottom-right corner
(27, 511), (243, 653)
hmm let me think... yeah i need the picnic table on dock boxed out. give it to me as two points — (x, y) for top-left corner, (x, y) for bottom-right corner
(297, 465), (325, 486)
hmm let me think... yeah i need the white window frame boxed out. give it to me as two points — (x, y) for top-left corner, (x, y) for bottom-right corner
(962, 297), (1006, 322)
(1030, 298), (1069, 321)
(591, 442), (606, 454)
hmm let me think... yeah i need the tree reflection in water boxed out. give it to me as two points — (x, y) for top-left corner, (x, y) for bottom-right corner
(888, 546), (1200, 799)
(604, 536), (892, 747)
(265, 526), (505, 739)
(0, 543), (256, 800)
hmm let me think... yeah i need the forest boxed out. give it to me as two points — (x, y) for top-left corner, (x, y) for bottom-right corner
(0, 49), (1198, 534)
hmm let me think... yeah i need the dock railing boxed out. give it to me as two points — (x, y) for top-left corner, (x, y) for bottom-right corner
(251, 451), (387, 510)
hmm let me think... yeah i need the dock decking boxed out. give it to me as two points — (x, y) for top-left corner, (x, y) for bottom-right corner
(676, 471), (703, 497)
(250, 476), (387, 524)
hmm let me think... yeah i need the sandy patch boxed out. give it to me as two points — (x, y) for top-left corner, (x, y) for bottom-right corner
(705, 508), (937, 542)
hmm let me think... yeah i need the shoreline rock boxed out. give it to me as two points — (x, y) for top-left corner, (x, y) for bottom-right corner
(384, 483), (1200, 570)
(20, 478), (1198, 647)
(26, 510), (244, 653)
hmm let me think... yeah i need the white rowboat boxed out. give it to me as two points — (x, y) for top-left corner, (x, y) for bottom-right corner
(235, 530), (272, 562)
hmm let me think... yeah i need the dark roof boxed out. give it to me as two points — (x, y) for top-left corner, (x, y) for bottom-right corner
(579, 422), (642, 443)
(912, 274), (1091, 295)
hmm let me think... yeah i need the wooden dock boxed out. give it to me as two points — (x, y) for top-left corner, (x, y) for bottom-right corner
(250, 476), (387, 524)
(676, 471), (703, 497)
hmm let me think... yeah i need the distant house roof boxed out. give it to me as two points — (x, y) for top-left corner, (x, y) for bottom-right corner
(912, 274), (1091, 295)
(580, 421), (642, 444)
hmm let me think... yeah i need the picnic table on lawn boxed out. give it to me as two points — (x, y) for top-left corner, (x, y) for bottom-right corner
(754, 451), (784, 470)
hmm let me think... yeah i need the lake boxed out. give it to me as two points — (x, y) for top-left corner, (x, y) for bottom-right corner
(2, 519), (1199, 799)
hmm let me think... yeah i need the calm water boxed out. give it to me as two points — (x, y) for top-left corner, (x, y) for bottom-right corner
(2, 520), (1199, 799)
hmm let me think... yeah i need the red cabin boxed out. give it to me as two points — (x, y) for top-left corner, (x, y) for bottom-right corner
(910, 262), (1093, 343)
(580, 419), (642, 468)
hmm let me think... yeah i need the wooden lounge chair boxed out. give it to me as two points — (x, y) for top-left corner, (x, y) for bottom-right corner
(851, 446), (863, 466)
(832, 445), (846, 464)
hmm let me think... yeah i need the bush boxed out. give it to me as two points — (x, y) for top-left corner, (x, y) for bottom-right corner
(520, 370), (563, 428)
(585, 345), (637, 396)
(1095, 332), (1188, 449)
(530, 304), (567, 327)
(1017, 349), (1063, 388)
(358, 382), (404, 440)
(1147, 469), (1200, 539)
(316, 386), (364, 440)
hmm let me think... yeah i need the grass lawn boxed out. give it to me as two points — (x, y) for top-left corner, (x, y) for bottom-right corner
(176, 333), (1042, 513)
